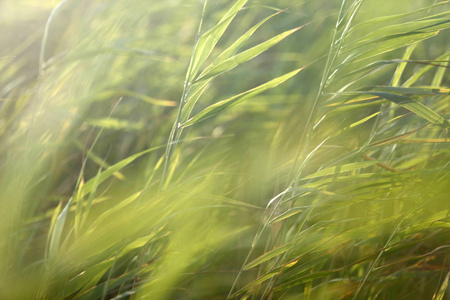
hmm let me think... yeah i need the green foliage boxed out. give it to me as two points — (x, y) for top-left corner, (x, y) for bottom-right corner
(0, 0), (449, 299)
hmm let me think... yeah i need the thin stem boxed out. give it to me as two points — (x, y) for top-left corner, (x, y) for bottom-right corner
(159, 0), (208, 191)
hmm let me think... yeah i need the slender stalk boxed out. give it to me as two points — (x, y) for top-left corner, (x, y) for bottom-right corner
(159, 0), (208, 191)
(289, 0), (364, 183)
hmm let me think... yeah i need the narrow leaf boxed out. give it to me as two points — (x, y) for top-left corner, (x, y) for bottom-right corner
(48, 198), (72, 259)
(187, 0), (248, 81)
(391, 43), (418, 87)
(270, 208), (304, 224)
(78, 146), (163, 199)
(342, 31), (438, 64)
(231, 272), (279, 297)
(206, 9), (285, 66)
(182, 67), (305, 127)
(196, 26), (304, 82)
(346, 14), (450, 52)
(432, 271), (450, 300)
(351, 91), (449, 128)
(431, 54), (449, 87)
(403, 51), (450, 87)
(244, 241), (296, 270)
(301, 161), (380, 180)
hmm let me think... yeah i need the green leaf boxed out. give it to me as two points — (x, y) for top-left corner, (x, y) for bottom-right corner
(301, 161), (381, 180)
(349, 91), (449, 128)
(82, 90), (176, 106)
(332, 58), (449, 84)
(88, 192), (142, 230)
(270, 208), (304, 224)
(349, 111), (381, 128)
(342, 31), (438, 64)
(48, 198), (72, 259)
(204, 9), (285, 67)
(348, 1), (450, 35)
(432, 271), (450, 300)
(346, 13), (450, 52)
(78, 146), (163, 199)
(46, 200), (63, 258)
(244, 241), (296, 270)
(85, 118), (143, 131)
(336, 0), (364, 30)
(302, 172), (401, 189)
(403, 51), (450, 87)
(186, 0), (248, 81)
(180, 79), (213, 123)
(369, 86), (450, 95)
(80, 167), (103, 230)
(330, 111), (381, 137)
(76, 266), (146, 300)
(231, 272), (279, 297)
(391, 43), (418, 87)
(179, 10), (283, 123)
(196, 26), (304, 82)
(431, 54), (449, 87)
(63, 259), (113, 297)
(182, 67), (305, 127)
(275, 269), (344, 291)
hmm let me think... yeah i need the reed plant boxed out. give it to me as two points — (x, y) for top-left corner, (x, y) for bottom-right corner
(0, 0), (449, 299)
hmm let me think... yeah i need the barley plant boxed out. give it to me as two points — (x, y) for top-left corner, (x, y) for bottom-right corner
(0, 0), (449, 299)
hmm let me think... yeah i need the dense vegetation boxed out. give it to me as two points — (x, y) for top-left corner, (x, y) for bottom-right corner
(0, 0), (449, 299)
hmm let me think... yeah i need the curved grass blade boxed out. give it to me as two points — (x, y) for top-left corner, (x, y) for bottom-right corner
(269, 208), (304, 224)
(85, 118), (144, 131)
(78, 146), (163, 199)
(342, 31), (439, 64)
(301, 161), (381, 180)
(348, 91), (449, 128)
(45, 200), (63, 258)
(329, 111), (381, 137)
(336, 0), (364, 30)
(81, 90), (176, 107)
(88, 192), (143, 231)
(48, 198), (72, 259)
(182, 67), (306, 127)
(431, 53), (449, 87)
(345, 13), (450, 52)
(204, 9), (286, 67)
(186, 0), (248, 82)
(367, 86), (450, 95)
(243, 241), (296, 271)
(332, 58), (449, 84)
(75, 266), (147, 300)
(180, 9), (297, 123)
(391, 43), (418, 87)
(63, 259), (113, 298)
(433, 271), (450, 300)
(195, 25), (305, 82)
(230, 272), (279, 298)
(348, 1), (450, 35)
(403, 51), (450, 87)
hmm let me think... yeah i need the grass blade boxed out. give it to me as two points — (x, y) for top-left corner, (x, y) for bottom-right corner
(48, 198), (72, 259)
(301, 161), (381, 180)
(186, 0), (248, 81)
(348, 91), (449, 128)
(196, 25), (305, 82)
(182, 67), (306, 127)
(433, 271), (450, 300)
(78, 146), (163, 199)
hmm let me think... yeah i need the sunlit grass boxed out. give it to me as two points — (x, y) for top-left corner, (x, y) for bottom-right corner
(0, 0), (449, 299)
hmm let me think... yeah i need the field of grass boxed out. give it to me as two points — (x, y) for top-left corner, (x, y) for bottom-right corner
(0, 0), (449, 299)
